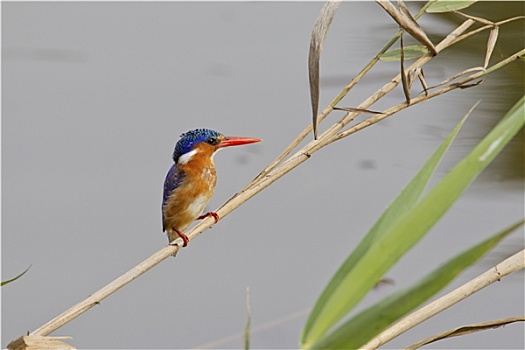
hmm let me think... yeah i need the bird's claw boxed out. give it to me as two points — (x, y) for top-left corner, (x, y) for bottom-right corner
(197, 212), (220, 223)
(179, 233), (189, 247)
(170, 228), (189, 247)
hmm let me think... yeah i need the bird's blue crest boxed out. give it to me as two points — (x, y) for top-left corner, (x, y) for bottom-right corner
(172, 128), (222, 162)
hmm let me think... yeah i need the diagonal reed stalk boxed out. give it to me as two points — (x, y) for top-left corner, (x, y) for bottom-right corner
(26, 2), (524, 341)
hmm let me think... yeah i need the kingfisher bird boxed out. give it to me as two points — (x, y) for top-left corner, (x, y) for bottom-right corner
(162, 128), (261, 248)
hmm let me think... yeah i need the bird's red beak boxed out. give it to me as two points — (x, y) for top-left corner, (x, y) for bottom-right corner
(219, 136), (262, 148)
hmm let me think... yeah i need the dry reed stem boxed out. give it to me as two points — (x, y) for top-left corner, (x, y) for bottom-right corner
(289, 17), (476, 160)
(332, 48), (524, 142)
(26, 6), (523, 340)
(361, 249), (525, 349)
(255, 1), (435, 181)
(404, 316), (525, 350)
(449, 15), (525, 47)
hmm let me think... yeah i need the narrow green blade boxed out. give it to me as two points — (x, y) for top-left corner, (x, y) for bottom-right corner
(380, 45), (429, 61)
(301, 96), (524, 347)
(426, 0), (478, 13)
(301, 108), (470, 346)
(1, 265), (31, 287)
(312, 220), (524, 349)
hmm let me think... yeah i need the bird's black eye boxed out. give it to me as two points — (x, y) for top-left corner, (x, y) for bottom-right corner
(206, 137), (219, 146)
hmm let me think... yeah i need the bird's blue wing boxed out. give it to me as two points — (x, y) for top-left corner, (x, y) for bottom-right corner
(162, 163), (185, 230)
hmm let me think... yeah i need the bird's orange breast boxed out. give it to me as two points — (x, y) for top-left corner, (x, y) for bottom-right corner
(162, 147), (218, 237)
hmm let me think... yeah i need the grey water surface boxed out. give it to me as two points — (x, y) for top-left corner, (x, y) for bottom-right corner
(2, 2), (523, 349)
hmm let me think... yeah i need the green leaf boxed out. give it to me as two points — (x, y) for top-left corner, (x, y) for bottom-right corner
(426, 0), (479, 13)
(301, 107), (471, 347)
(1, 265), (31, 287)
(380, 45), (429, 61)
(311, 219), (524, 349)
(301, 96), (525, 348)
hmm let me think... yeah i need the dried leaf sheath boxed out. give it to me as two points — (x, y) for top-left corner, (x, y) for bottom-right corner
(309, 1), (340, 139)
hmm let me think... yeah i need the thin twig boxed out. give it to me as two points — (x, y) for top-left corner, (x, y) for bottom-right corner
(449, 16), (525, 47)
(404, 316), (525, 350)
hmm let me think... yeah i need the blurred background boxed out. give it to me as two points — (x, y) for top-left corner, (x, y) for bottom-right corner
(2, 2), (523, 349)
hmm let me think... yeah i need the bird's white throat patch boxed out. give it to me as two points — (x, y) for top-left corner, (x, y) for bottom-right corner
(178, 149), (198, 165)
(211, 147), (222, 161)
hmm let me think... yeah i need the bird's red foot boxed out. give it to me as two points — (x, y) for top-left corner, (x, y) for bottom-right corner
(197, 212), (220, 223)
(173, 228), (189, 247)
